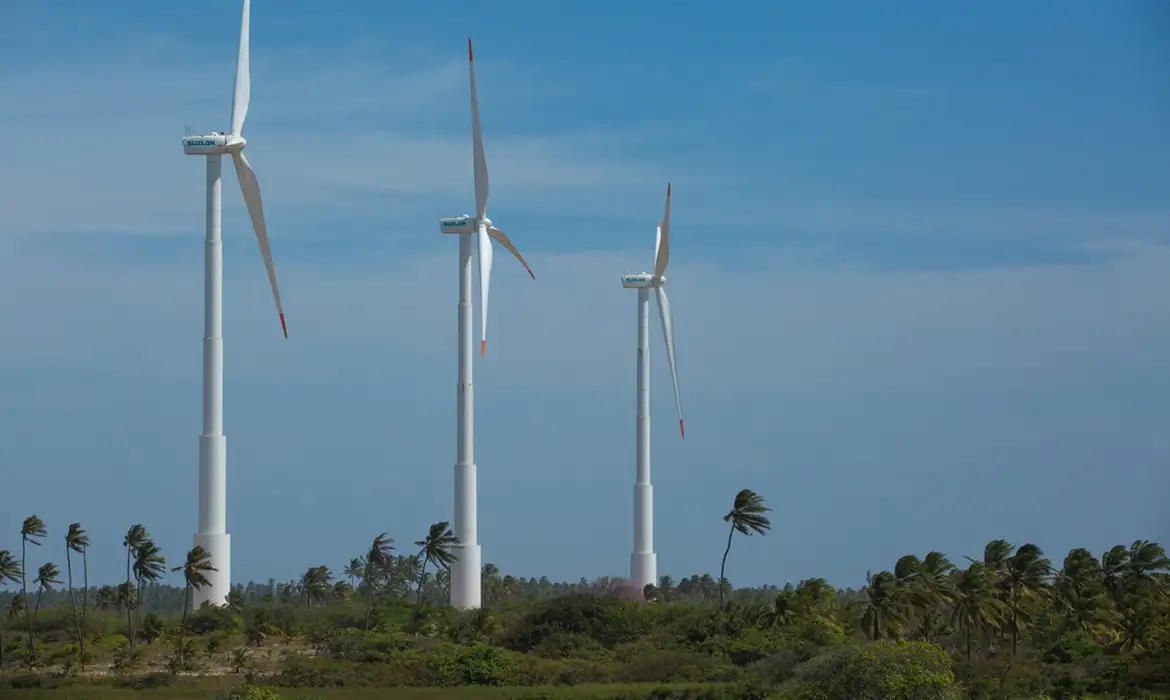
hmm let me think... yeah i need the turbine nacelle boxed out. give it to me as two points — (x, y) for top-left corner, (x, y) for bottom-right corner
(182, 133), (230, 156)
(438, 215), (484, 235)
(621, 272), (665, 289)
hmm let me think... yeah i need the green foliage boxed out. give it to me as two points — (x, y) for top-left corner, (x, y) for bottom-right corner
(217, 686), (285, 700)
(776, 640), (960, 699)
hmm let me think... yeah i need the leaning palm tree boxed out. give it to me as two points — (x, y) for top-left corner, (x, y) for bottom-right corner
(172, 545), (217, 666)
(2, 594), (25, 676)
(719, 489), (771, 610)
(0, 551), (23, 676)
(862, 570), (908, 640)
(363, 533), (395, 630)
(131, 540), (166, 653)
(343, 557), (365, 588)
(298, 566), (332, 607)
(122, 524), (149, 650)
(64, 523), (90, 659)
(414, 521), (459, 609)
(1001, 542), (1052, 654)
(19, 515), (47, 661)
(32, 562), (62, 639)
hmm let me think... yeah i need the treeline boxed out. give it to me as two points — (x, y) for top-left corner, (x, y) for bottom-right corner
(2, 501), (1169, 697)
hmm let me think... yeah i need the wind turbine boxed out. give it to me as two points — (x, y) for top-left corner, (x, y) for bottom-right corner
(179, 0), (287, 608)
(438, 38), (536, 611)
(621, 183), (684, 597)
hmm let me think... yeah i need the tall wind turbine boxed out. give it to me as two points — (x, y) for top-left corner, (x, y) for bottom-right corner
(621, 184), (684, 597)
(438, 38), (536, 611)
(179, 0), (287, 608)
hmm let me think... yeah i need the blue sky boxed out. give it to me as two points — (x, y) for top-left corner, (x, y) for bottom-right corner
(1, 0), (1168, 591)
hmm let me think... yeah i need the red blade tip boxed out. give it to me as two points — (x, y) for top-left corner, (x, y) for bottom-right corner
(679, 419), (685, 439)
(279, 313), (288, 339)
(528, 270), (536, 280)
(667, 182), (671, 197)
(468, 38), (473, 61)
(481, 340), (486, 355)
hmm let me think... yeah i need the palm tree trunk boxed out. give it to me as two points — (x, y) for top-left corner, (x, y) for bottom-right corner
(21, 537), (34, 662)
(125, 548), (134, 656)
(1011, 588), (1019, 655)
(80, 551), (89, 661)
(364, 576), (374, 631)
(66, 542), (82, 658)
(415, 562), (428, 612)
(718, 523), (735, 611)
(177, 585), (190, 667)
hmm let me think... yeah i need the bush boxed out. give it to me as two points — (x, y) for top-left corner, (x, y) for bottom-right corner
(217, 685), (285, 700)
(777, 640), (960, 700)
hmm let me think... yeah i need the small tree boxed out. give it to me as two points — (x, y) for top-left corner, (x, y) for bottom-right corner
(719, 489), (771, 610)
(173, 545), (217, 667)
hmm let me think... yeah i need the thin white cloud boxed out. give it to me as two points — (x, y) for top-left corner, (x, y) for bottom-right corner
(2, 236), (1167, 399)
(0, 37), (670, 237)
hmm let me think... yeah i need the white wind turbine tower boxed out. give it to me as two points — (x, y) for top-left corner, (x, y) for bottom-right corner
(621, 184), (684, 597)
(179, 0), (288, 608)
(438, 38), (536, 611)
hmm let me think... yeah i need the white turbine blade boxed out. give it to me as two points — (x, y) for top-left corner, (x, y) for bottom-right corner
(468, 38), (490, 220)
(654, 224), (662, 271)
(232, 151), (287, 338)
(488, 227), (535, 280)
(229, 0), (252, 136)
(477, 224), (494, 355)
(653, 182), (671, 279)
(655, 286), (684, 438)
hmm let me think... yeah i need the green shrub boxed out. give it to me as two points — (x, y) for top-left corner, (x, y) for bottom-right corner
(776, 639), (960, 700)
(217, 685), (285, 700)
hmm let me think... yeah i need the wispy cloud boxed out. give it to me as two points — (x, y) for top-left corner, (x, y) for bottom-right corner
(0, 37), (669, 238)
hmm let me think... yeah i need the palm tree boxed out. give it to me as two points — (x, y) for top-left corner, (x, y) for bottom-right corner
(132, 539), (167, 651)
(1122, 540), (1170, 597)
(172, 545), (217, 666)
(299, 566), (332, 607)
(951, 561), (1008, 660)
(0, 550), (23, 676)
(122, 524), (148, 651)
(2, 594), (25, 676)
(862, 570), (906, 640)
(414, 522), (458, 609)
(20, 515), (47, 661)
(364, 533), (395, 630)
(1001, 542), (1052, 654)
(719, 489), (771, 611)
(32, 562), (62, 642)
(343, 557), (365, 588)
(1055, 548), (1118, 639)
(64, 523), (90, 659)
(914, 552), (955, 640)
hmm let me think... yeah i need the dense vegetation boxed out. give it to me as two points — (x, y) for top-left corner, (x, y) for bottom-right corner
(1, 491), (1168, 699)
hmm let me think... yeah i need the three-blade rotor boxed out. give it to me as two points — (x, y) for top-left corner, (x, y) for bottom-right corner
(227, 0), (287, 338)
(651, 183), (684, 438)
(467, 38), (534, 355)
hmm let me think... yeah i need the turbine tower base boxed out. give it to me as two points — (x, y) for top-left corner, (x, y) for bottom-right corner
(191, 532), (231, 608)
(449, 544), (482, 611)
(630, 551), (657, 600)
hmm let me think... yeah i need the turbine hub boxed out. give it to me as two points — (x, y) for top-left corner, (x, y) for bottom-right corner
(477, 216), (492, 230)
(225, 135), (247, 151)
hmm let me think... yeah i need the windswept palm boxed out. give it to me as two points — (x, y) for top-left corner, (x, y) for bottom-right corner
(414, 522), (459, 608)
(719, 489), (771, 611)
(64, 523), (90, 659)
(343, 557), (365, 588)
(132, 540), (167, 648)
(863, 570), (907, 640)
(32, 562), (62, 637)
(364, 533), (395, 630)
(951, 561), (1008, 660)
(122, 524), (149, 653)
(172, 546), (217, 666)
(299, 566), (333, 607)
(0, 550), (23, 675)
(1001, 542), (1052, 654)
(20, 515), (47, 661)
